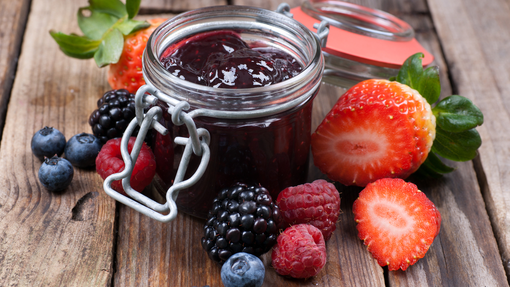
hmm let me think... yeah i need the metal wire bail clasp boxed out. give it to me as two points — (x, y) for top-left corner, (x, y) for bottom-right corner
(103, 85), (211, 223)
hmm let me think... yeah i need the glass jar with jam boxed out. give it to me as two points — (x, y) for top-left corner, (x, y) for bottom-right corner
(104, 5), (326, 220)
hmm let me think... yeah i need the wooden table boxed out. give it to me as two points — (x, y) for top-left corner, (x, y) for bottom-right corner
(1, 0), (509, 286)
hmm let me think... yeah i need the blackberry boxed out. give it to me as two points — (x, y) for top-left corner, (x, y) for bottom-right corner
(88, 89), (136, 143)
(201, 183), (283, 264)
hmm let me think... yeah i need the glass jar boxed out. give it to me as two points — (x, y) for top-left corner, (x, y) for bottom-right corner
(142, 5), (325, 218)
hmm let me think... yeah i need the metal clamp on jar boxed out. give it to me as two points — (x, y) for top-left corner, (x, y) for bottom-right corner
(103, 4), (329, 222)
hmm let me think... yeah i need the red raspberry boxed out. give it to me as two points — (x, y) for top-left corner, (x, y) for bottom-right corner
(276, 179), (340, 241)
(271, 224), (327, 278)
(96, 137), (156, 194)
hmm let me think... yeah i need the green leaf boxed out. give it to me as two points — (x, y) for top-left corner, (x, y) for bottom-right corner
(395, 53), (441, 105)
(421, 152), (455, 174)
(416, 66), (441, 104)
(431, 126), (482, 161)
(77, 7), (118, 40)
(89, 0), (126, 18)
(117, 19), (150, 35)
(433, 95), (484, 133)
(126, 0), (142, 19)
(50, 31), (101, 59)
(396, 52), (424, 88)
(94, 28), (124, 67)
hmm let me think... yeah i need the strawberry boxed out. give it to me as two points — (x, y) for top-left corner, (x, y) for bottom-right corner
(50, 0), (166, 93)
(311, 79), (436, 187)
(311, 53), (484, 185)
(108, 18), (166, 92)
(352, 178), (441, 271)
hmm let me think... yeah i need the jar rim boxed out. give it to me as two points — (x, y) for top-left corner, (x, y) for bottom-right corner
(142, 5), (324, 112)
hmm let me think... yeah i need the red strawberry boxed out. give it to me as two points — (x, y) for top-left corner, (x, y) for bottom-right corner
(276, 179), (340, 241)
(96, 137), (156, 194)
(352, 178), (441, 271)
(271, 224), (327, 278)
(311, 79), (436, 187)
(108, 18), (167, 93)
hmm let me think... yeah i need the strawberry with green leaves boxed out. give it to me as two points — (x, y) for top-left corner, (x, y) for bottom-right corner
(50, 0), (166, 93)
(353, 178), (441, 271)
(311, 53), (483, 187)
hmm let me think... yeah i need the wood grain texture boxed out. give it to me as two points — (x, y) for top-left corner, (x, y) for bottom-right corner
(140, 0), (227, 13)
(0, 0), (31, 141)
(427, 0), (510, 280)
(0, 0), (116, 286)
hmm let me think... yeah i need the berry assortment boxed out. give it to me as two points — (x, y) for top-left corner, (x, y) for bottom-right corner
(48, 0), (487, 281)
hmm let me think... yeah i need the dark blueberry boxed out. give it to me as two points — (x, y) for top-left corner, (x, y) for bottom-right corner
(253, 218), (267, 234)
(38, 156), (74, 193)
(239, 201), (256, 214)
(240, 214), (254, 229)
(221, 252), (265, 287)
(31, 127), (66, 161)
(64, 133), (102, 168)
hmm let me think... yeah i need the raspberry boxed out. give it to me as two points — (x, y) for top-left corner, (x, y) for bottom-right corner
(276, 179), (340, 241)
(202, 183), (283, 264)
(95, 137), (156, 194)
(271, 224), (327, 279)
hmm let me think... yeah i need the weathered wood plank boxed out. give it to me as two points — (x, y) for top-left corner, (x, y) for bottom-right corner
(427, 0), (510, 281)
(0, 0), (116, 286)
(0, 0), (31, 141)
(140, 0), (227, 13)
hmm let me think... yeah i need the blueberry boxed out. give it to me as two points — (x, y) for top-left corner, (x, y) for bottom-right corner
(31, 127), (66, 161)
(38, 156), (74, 192)
(64, 133), (102, 168)
(221, 252), (265, 287)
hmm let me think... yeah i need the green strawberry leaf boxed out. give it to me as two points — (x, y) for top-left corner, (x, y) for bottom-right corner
(126, 0), (142, 19)
(433, 95), (484, 133)
(420, 152), (455, 175)
(89, 0), (126, 19)
(431, 126), (482, 162)
(77, 7), (118, 40)
(94, 28), (124, 67)
(117, 19), (150, 35)
(395, 53), (441, 104)
(49, 31), (101, 59)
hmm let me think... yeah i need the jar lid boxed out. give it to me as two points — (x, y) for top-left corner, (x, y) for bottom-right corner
(291, 0), (433, 69)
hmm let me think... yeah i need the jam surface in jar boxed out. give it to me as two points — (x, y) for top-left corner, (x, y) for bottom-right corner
(159, 30), (302, 88)
(152, 30), (316, 218)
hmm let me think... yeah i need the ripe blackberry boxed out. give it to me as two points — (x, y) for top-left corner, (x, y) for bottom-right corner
(89, 89), (136, 143)
(201, 183), (283, 264)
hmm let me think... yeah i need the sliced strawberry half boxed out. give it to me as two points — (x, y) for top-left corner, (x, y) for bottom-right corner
(311, 79), (435, 187)
(353, 178), (441, 271)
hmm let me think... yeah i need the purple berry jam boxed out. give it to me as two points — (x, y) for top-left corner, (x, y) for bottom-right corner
(160, 30), (302, 88)
(152, 30), (316, 218)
